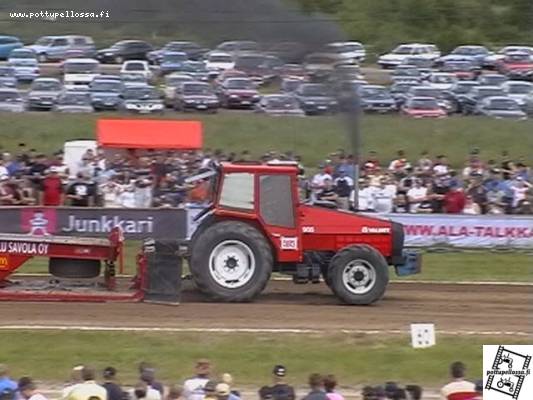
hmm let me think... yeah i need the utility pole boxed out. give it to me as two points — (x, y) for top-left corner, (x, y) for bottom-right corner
(344, 90), (361, 210)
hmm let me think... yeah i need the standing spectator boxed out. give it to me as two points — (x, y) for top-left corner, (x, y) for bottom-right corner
(303, 374), (327, 400)
(66, 366), (107, 400)
(0, 175), (17, 205)
(166, 386), (183, 400)
(139, 363), (164, 397)
(100, 178), (123, 208)
(220, 374), (239, 400)
(0, 365), (16, 394)
(17, 377), (47, 400)
(134, 178), (154, 208)
(66, 173), (95, 207)
(486, 185), (506, 214)
(407, 180), (428, 213)
(333, 169), (353, 210)
(117, 184), (136, 208)
(373, 178), (395, 213)
(202, 381), (217, 400)
(393, 193), (409, 213)
(40, 167), (63, 206)
(311, 165), (333, 192)
(4, 153), (23, 177)
(405, 385), (422, 400)
(433, 155), (450, 178)
(440, 362), (476, 400)
(510, 177), (531, 210)
(350, 178), (376, 211)
(316, 178), (338, 203)
(443, 183), (466, 214)
(0, 158), (9, 177)
(363, 151), (381, 175)
(388, 150), (411, 177)
(258, 365), (295, 400)
(324, 375), (343, 400)
(417, 151), (433, 175)
(214, 384), (230, 400)
(466, 174), (488, 213)
(183, 359), (212, 400)
(102, 368), (123, 400)
(28, 154), (49, 183)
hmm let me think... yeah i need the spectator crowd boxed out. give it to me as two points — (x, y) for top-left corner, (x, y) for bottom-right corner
(0, 142), (531, 215)
(0, 360), (484, 400)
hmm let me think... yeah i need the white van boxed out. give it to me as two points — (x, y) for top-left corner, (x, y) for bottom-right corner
(63, 58), (100, 89)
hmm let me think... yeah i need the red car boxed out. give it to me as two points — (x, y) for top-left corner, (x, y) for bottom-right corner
(440, 60), (480, 80)
(498, 52), (533, 80)
(216, 77), (261, 109)
(402, 96), (447, 118)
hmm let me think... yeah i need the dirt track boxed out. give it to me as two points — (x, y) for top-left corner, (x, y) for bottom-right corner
(0, 281), (531, 335)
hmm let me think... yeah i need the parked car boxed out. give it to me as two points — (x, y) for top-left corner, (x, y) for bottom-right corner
(331, 64), (364, 83)
(399, 57), (433, 77)
(0, 66), (18, 87)
(440, 60), (481, 81)
(461, 86), (506, 114)
(121, 85), (164, 114)
(405, 86), (453, 113)
(280, 77), (303, 93)
(27, 35), (95, 62)
(443, 81), (480, 113)
(293, 83), (337, 115)
(205, 52), (235, 78)
(96, 40), (153, 64)
(89, 78), (123, 111)
(427, 72), (457, 90)
(174, 81), (219, 112)
(436, 45), (491, 67)
(217, 77), (260, 109)
(234, 53), (270, 85)
(8, 48), (39, 81)
(147, 41), (208, 64)
(159, 51), (188, 75)
(498, 52), (533, 80)
(391, 65), (423, 84)
(162, 73), (194, 106)
(278, 63), (308, 81)
(214, 41), (259, 56)
(62, 58), (100, 89)
(474, 96), (527, 119)
(0, 88), (25, 112)
(358, 85), (397, 113)
(483, 46), (533, 69)
(255, 94), (305, 116)
(121, 73), (148, 87)
(525, 92), (533, 115)
(378, 43), (440, 69)
(0, 36), (23, 59)
(323, 41), (366, 63)
(402, 97), (446, 118)
(390, 82), (420, 106)
(264, 41), (307, 63)
(303, 53), (343, 81)
(120, 60), (153, 81)
(54, 91), (94, 113)
(214, 69), (248, 87)
(179, 61), (210, 82)
(478, 74), (508, 87)
(27, 78), (62, 110)
(501, 81), (533, 109)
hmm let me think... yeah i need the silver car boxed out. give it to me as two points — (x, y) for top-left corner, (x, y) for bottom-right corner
(53, 91), (94, 113)
(0, 66), (17, 88)
(0, 88), (24, 112)
(28, 78), (63, 110)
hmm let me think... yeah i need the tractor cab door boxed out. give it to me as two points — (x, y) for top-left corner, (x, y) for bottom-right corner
(257, 173), (302, 263)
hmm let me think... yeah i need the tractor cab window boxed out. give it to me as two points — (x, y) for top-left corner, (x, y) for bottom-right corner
(219, 172), (254, 211)
(259, 175), (295, 228)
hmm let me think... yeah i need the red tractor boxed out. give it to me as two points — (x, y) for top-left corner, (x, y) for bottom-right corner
(188, 162), (421, 304)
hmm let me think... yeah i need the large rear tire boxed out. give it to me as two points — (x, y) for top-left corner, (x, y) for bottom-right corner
(190, 221), (273, 302)
(328, 245), (389, 305)
(49, 258), (101, 279)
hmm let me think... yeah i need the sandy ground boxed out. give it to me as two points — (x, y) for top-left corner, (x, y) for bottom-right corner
(0, 281), (531, 335)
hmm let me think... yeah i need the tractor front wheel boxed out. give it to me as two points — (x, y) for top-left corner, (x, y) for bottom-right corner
(328, 245), (389, 305)
(189, 221), (273, 302)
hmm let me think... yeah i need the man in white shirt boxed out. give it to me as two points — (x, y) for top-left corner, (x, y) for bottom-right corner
(440, 362), (476, 400)
(183, 359), (212, 400)
(433, 155), (450, 177)
(374, 178), (396, 213)
(129, 382), (161, 400)
(350, 179), (376, 211)
(18, 377), (48, 400)
(66, 367), (107, 400)
(407, 180), (428, 213)
(311, 165), (333, 191)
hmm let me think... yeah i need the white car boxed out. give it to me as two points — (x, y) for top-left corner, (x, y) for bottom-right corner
(62, 58), (100, 89)
(205, 52), (235, 76)
(324, 41), (366, 63)
(427, 73), (457, 90)
(120, 60), (153, 81)
(501, 81), (533, 109)
(378, 43), (440, 69)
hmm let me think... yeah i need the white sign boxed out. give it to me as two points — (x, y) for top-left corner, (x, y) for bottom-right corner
(280, 237), (298, 250)
(374, 214), (533, 249)
(410, 323), (436, 348)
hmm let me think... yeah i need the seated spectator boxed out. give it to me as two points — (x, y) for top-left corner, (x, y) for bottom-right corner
(258, 365), (295, 400)
(323, 375), (343, 400)
(102, 367), (123, 400)
(130, 382), (160, 400)
(62, 366), (84, 400)
(374, 177), (395, 213)
(443, 183), (466, 214)
(486, 186), (506, 215)
(66, 366), (107, 400)
(220, 374), (240, 400)
(303, 374), (327, 400)
(139, 363), (164, 397)
(393, 193), (409, 213)
(462, 196), (480, 215)
(0, 365), (16, 394)
(440, 361), (476, 400)
(18, 377), (47, 400)
(407, 180), (429, 213)
(511, 177), (531, 210)
(183, 359), (212, 400)
(0, 158), (9, 177)
(215, 384), (230, 400)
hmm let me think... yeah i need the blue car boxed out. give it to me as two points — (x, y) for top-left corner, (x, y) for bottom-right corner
(159, 51), (188, 75)
(0, 36), (23, 59)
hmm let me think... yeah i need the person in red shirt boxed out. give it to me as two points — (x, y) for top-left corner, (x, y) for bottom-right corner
(443, 183), (466, 213)
(40, 167), (64, 206)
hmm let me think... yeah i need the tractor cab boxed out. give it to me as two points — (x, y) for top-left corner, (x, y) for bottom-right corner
(188, 161), (421, 305)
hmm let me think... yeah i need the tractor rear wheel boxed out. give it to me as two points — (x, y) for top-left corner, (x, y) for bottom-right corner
(328, 245), (389, 305)
(49, 258), (101, 279)
(189, 221), (273, 302)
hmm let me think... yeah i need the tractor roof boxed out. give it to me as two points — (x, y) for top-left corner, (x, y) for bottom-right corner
(221, 162), (298, 174)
